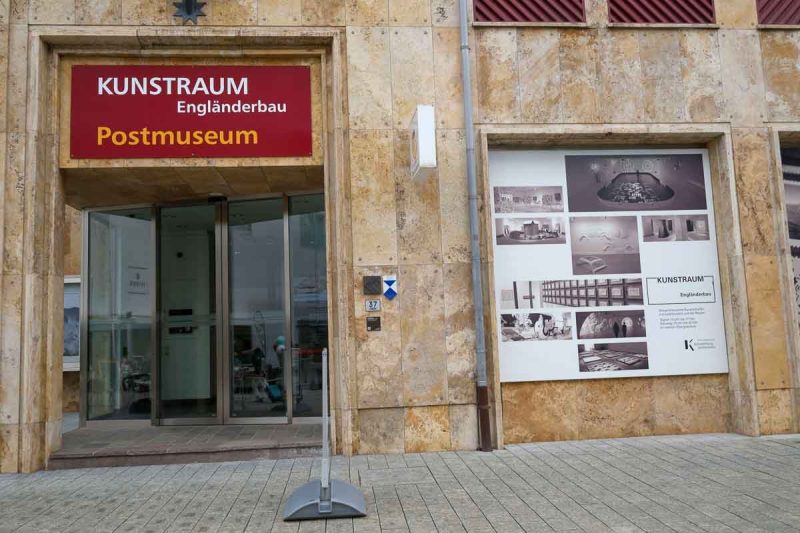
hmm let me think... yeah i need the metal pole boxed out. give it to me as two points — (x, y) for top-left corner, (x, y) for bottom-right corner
(458, 0), (492, 452)
(319, 348), (331, 513)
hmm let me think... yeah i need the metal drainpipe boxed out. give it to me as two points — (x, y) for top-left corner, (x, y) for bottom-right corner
(458, 0), (492, 452)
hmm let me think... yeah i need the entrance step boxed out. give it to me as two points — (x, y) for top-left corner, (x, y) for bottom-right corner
(48, 424), (322, 470)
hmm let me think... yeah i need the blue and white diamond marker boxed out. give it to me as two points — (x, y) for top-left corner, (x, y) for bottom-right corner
(382, 275), (398, 300)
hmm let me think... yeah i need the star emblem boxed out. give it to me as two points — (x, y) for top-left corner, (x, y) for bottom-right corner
(173, 0), (206, 24)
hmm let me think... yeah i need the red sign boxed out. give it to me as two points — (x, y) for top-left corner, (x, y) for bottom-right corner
(70, 65), (313, 159)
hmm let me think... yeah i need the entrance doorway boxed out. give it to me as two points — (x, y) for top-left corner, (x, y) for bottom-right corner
(81, 194), (327, 425)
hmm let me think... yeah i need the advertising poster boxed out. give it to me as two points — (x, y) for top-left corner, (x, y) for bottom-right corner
(490, 149), (729, 382)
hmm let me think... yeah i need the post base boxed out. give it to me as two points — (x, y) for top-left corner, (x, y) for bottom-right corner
(283, 479), (367, 521)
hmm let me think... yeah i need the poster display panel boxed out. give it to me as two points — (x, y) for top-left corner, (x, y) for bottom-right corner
(490, 149), (729, 382)
(780, 148), (800, 322)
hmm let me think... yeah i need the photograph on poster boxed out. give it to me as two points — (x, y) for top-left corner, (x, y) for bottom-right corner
(642, 214), (710, 242)
(575, 310), (646, 340)
(782, 149), (800, 240)
(493, 186), (564, 213)
(496, 217), (566, 245)
(565, 154), (707, 212)
(500, 312), (573, 342)
(578, 342), (649, 372)
(570, 216), (640, 275)
(500, 278), (644, 309)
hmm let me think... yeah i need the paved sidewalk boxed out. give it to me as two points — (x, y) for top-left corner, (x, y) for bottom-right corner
(1, 433), (799, 532)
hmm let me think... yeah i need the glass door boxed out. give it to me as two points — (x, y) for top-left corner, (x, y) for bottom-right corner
(288, 194), (327, 419)
(226, 198), (288, 422)
(142, 195), (327, 425)
(158, 204), (220, 421)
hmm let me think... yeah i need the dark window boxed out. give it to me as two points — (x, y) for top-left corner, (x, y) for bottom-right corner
(473, 0), (585, 23)
(757, 0), (800, 25)
(607, 0), (715, 24)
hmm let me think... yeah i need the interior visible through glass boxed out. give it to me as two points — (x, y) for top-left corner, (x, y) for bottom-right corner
(228, 199), (287, 418)
(289, 194), (327, 417)
(159, 204), (217, 419)
(87, 209), (154, 420)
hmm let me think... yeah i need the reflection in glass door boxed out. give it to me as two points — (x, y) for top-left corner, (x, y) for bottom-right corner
(227, 199), (287, 420)
(289, 194), (327, 418)
(159, 204), (218, 420)
(85, 208), (154, 421)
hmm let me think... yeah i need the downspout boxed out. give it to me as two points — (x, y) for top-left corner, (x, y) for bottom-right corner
(458, 0), (492, 452)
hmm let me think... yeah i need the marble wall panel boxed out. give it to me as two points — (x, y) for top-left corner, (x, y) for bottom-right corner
(61, 372), (81, 413)
(0, 24), (7, 130)
(444, 262), (476, 404)
(732, 128), (777, 257)
(757, 389), (795, 434)
(390, 27), (435, 130)
(4, 132), (25, 274)
(46, 271), (64, 398)
(652, 374), (731, 434)
(0, 274), (21, 426)
(6, 24), (27, 134)
(349, 129), (397, 266)
(9, 0), (27, 23)
(400, 264), (448, 406)
(597, 30), (643, 123)
(639, 31), (686, 123)
(559, 29), (599, 123)
(760, 32), (800, 122)
(258, 0), (302, 25)
(346, 0), (388, 25)
(29, 0), (74, 24)
(395, 130), (442, 265)
(75, 0), (119, 24)
(680, 31), (725, 123)
(389, 0), (430, 25)
(504, 375), (730, 443)
(358, 407), (405, 453)
(437, 129), (469, 263)
(719, 30), (766, 126)
(476, 29), (519, 123)
(581, 377), (656, 438)
(120, 0), (169, 25)
(405, 405), (450, 452)
(205, 0), (257, 25)
(517, 29), (562, 124)
(585, 0), (606, 26)
(346, 27), (392, 130)
(503, 380), (584, 442)
(20, 274), (46, 426)
(431, 0), (458, 26)
(745, 255), (791, 390)
(433, 28), (463, 129)
(716, 0), (758, 28)
(449, 403), (478, 450)
(0, 425), (19, 472)
(19, 422), (44, 473)
(302, 0), (345, 26)
(63, 207), (81, 276)
(354, 265), (403, 409)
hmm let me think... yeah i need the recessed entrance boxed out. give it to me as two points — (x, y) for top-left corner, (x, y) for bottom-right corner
(81, 194), (326, 426)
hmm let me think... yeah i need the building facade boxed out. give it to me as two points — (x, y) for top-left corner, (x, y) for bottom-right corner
(1, 0), (800, 473)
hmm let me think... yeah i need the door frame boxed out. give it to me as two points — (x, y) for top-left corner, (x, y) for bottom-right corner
(80, 191), (326, 427)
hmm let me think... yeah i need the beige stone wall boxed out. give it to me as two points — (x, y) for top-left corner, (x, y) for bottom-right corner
(474, 2), (800, 441)
(503, 374), (731, 443)
(2, 0), (800, 472)
(61, 372), (79, 413)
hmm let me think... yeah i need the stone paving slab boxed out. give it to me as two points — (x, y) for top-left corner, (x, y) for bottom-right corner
(1, 433), (799, 532)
